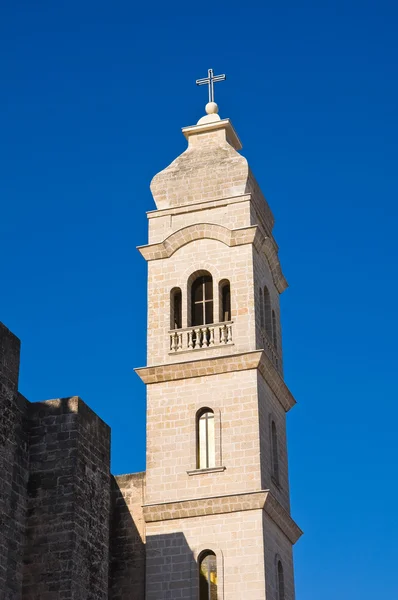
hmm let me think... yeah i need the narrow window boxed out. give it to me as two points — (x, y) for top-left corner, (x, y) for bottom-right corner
(192, 274), (213, 326)
(277, 560), (285, 600)
(219, 280), (231, 322)
(259, 287), (264, 328)
(272, 309), (278, 350)
(263, 286), (272, 338)
(170, 288), (182, 329)
(199, 550), (217, 600)
(271, 420), (280, 484)
(197, 409), (215, 469)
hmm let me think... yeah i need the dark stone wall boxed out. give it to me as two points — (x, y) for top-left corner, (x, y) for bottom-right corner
(0, 321), (145, 600)
(0, 323), (29, 599)
(23, 397), (111, 599)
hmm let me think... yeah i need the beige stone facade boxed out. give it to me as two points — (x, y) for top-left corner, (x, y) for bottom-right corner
(135, 109), (302, 598)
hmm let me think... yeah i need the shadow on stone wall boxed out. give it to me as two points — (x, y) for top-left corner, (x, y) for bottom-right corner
(145, 531), (197, 600)
(109, 474), (146, 599)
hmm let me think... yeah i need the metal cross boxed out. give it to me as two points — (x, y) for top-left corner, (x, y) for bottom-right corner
(196, 68), (226, 103)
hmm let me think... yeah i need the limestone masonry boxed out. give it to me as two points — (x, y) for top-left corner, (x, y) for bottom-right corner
(0, 104), (301, 599)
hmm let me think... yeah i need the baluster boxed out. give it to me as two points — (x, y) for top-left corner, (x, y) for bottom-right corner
(194, 328), (202, 349)
(177, 332), (183, 350)
(209, 327), (215, 346)
(171, 332), (177, 352)
(227, 324), (233, 343)
(188, 330), (193, 349)
(201, 327), (209, 347)
(220, 324), (226, 344)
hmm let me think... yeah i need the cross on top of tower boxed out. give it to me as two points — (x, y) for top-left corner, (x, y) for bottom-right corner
(196, 68), (226, 115)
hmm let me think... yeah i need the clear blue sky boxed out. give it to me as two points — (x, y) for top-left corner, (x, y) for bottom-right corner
(1, 1), (397, 598)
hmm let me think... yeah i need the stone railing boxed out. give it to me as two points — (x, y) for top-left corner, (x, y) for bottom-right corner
(169, 322), (233, 353)
(262, 330), (282, 374)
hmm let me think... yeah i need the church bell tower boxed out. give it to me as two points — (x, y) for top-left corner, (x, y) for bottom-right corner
(136, 70), (302, 599)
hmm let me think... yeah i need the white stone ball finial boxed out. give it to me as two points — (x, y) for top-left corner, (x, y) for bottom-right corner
(205, 101), (219, 115)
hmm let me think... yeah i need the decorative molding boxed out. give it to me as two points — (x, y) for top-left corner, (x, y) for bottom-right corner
(258, 352), (296, 412)
(146, 194), (252, 220)
(253, 228), (288, 294)
(138, 221), (288, 293)
(137, 224), (257, 261)
(263, 492), (303, 545)
(143, 490), (303, 545)
(135, 350), (261, 384)
(182, 118), (242, 151)
(135, 350), (296, 412)
(187, 466), (226, 476)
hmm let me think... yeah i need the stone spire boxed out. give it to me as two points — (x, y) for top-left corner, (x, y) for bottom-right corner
(150, 105), (275, 235)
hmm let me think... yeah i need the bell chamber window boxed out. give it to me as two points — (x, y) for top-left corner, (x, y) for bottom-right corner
(219, 279), (231, 322)
(263, 285), (272, 339)
(272, 309), (278, 350)
(170, 287), (182, 330)
(197, 409), (215, 469)
(259, 287), (264, 328)
(271, 420), (280, 484)
(191, 274), (213, 326)
(199, 550), (218, 600)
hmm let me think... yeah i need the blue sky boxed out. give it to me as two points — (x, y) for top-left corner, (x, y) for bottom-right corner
(1, 1), (397, 598)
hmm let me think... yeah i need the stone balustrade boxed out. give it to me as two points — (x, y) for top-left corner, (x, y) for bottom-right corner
(169, 322), (233, 353)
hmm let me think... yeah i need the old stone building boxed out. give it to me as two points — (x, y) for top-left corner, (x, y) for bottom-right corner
(0, 85), (301, 598)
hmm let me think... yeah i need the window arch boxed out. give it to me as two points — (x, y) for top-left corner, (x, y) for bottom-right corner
(271, 420), (280, 484)
(277, 560), (285, 600)
(191, 273), (213, 327)
(170, 287), (182, 330)
(199, 550), (218, 600)
(197, 408), (215, 469)
(219, 279), (231, 322)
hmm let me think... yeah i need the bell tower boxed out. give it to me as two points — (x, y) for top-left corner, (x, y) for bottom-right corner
(136, 76), (302, 599)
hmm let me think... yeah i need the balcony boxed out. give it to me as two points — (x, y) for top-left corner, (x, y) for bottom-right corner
(169, 322), (233, 353)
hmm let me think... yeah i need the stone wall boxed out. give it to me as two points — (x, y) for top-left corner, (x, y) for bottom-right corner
(23, 396), (111, 599)
(145, 510), (267, 600)
(145, 368), (262, 505)
(109, 472), (146, 600)
(262, 511), (296, 600)
(0, 322), (139, 600)
(0, 323), (29, 598)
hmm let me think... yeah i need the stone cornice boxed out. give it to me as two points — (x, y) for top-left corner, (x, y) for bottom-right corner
(143, 490), (303, 545)
(253, 228), (288, 294)
(137, 222), (287, 293)
(146, 194), (252, 219)
(257, 351), (296, 412)
(137, 224), (257, 261)
(134, 350), (296, 412)
(182, 118), (242, 151)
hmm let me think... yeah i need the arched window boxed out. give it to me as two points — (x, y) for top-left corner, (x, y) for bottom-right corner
(170, 287), (182, 329)
(272, 309), (278, 350)
(199, 550), (217, 600)
(191, 274), (213, 326)
(219, 280), (231, 322)
(263, 286), (272, 339)
(197, 409), (215, 469)
(259, 287), (264, 328)
(277, 560), (285, 600)
(271, 420), (280, 484)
